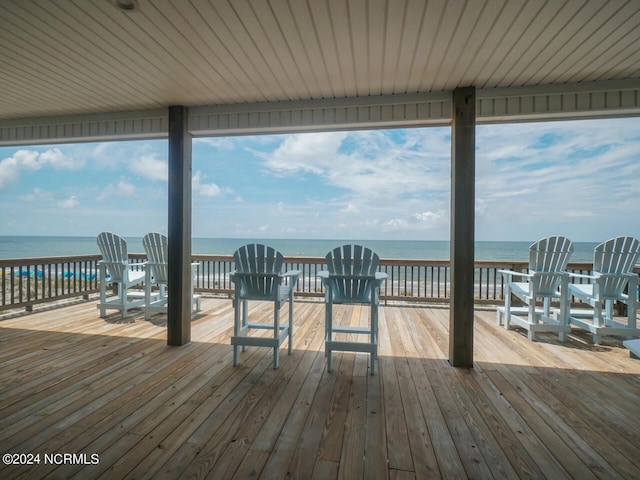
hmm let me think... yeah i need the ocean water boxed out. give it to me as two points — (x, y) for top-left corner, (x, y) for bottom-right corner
(0, 235), (599, 263)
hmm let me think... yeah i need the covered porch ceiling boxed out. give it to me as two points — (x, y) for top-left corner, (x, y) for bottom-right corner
(0, 0), (639, 144)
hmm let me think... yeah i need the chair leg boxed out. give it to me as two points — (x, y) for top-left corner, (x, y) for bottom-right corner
(527, 299), (537, 341)
(559, 281), (569, 342)
(242, 299), (248, 352)
(370, 303), (378, 375)
(605, 300), (614, 323)
(504, 291), (511, 329)
(119, 283), (127, 319)
(273, 302), (280, 369)
(233, 293), (241, 365)
(628, 295), (637, 329)
(594, 300), (603, 328)
(99, 277), (107, 318)
(288, 291), (294, 355)
(144, 275), (152, 321)
(325, 299), (332, 358)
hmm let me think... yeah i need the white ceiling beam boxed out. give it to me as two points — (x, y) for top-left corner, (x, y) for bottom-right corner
(0, 80), (638, 146)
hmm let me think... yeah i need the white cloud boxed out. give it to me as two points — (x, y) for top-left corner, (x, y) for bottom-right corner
(22, 187), (52, 202)
(0, 148), (81, 190)
(130, 153), (167, 181)
(57, 195), (79, 209)
(192, 171), (223, 197)
(413, 210), (446, 224)
(195, 137), (235, 150)
(97, 180), (136, 202)
(475, 118), (640, 240)
(382, 209), (447, 233)
(257, 130), (450, 199)
(40, 148), (84, 170)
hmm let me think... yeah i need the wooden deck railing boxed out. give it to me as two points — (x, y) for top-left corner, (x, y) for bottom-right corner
(0, 255), (102, 312)
(2, 253), (619, 313)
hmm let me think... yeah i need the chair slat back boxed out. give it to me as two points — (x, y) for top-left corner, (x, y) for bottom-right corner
(143, 232), (169, 283)
(233, 244), (284, 299)
(326, 244), (379, 303)
(528, 235), (573, 295)
(593, 236), (640, 296)
(97, 231), (129, 282)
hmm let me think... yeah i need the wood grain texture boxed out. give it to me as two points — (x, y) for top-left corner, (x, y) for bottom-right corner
(0, 297), (639, 479)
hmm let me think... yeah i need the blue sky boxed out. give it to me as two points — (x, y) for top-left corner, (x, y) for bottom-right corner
(0, 117), (638, 242)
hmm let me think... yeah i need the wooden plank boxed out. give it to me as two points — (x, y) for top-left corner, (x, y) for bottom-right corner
(231, 449), (269, 480)
(520, 365), (640, 479)
(317, 352), (355, 462)
(379, 354), (413, 471)
(154, 302), (322, 479)
(485, 368), (590, 479)
(394, 355), (439, 479)
(403, 308), (471, 479)
(336, 375), (367, 479)
(206, 307), (325, 479)
(311, 459), (340, 480)
(256, 311), (328, 477)
(287, 346), (343, 478)
(363, 357), (390, 480)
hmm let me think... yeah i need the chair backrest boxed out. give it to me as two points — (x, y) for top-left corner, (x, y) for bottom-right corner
(233, 244), (284, 299)
(592, 236), (640, 296)
(325, 244), (379, 303)
(97, 231), (129, 282)
(143, 232), (169, 283)
(528, 235), (573, 295)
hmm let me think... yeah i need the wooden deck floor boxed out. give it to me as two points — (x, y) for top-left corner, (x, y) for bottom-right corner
(1, 297), (639, 480)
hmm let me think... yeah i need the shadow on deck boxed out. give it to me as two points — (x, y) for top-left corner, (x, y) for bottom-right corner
(1, 297), (639, 479)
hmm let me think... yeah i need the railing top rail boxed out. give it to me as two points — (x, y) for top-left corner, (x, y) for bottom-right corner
(0, 254), (102, 267)
(0, 253), (602, 272)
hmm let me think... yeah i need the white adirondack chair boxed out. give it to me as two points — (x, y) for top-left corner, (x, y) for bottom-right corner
(497, 236), (573, 341)
(568, 236), (640, 343)
(230, 244), (300, 369)
(318, 245), (388, 374)
(142, 232), (201, 321)
(96, 231), (146, 318)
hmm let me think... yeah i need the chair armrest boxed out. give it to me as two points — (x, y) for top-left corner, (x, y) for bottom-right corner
(375, 272), (388, 286)
(317, 270), (329, 286)
(98, 259), (128, 266)
(529, 271), (568, 277)
(568, 272), (596, 280)
(232, 272), (281, 278)
(498, 269), (532, 279)
(593, 272), (637, 281)
(281, 270), (300, 285)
